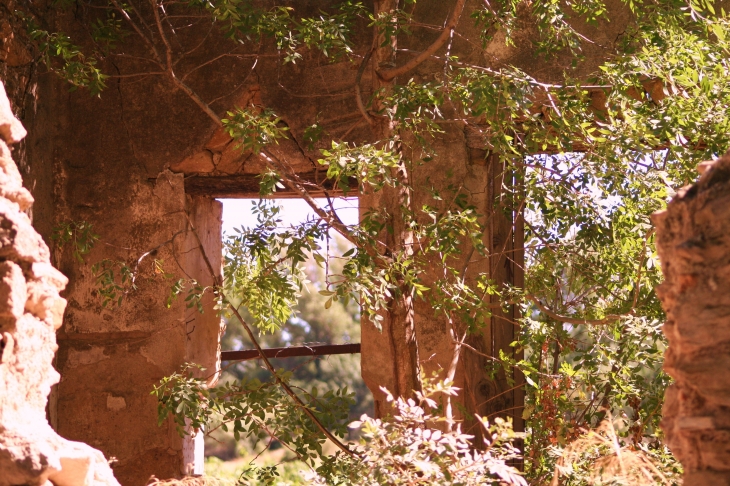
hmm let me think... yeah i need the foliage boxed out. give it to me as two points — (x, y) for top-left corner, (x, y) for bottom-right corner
(156, 371), (525, 485)
(51, 220), (99, 263)
(221, 234), (372, 433)
(153, 364), (354, 476)
(24, 0), (730, 483)
(513, 315), (673, 480)
(222, 109), (289, 155)
(204, 455), (311, 486)
(222, 202), (328, 332)
(318, 142), (401, 195)
(24, 17), (108, 95)
(551, 417), (681, 485)
(186, 0), (363, 63)
(91, 258), (137, 307)
(333, 379), (527, 486)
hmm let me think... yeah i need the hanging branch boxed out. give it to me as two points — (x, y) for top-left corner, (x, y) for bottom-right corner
(259, 149), (393, 267)
(355, 47), (375, 125)
(527, 295), (623, 326)
(377, 0), (467, 81)
(109, 0), (163, 64)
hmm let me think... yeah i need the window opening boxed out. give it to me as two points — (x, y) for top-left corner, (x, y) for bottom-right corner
(218, 197), (361, 360)
(207, 197), (371, 465)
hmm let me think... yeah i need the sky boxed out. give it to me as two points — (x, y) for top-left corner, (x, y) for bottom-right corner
(219, 197), (359, 236)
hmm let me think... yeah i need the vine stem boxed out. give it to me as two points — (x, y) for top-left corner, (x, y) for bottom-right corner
(355, 47), (375, 125)
(377, 0), (467, 81)
(526, 294), (623, 326)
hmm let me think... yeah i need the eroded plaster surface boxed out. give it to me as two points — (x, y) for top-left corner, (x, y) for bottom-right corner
(654, 154), (730, 485)
(0, 81), (120, 486)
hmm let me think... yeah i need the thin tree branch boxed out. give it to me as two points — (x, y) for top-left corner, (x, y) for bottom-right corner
(151, 0), (222, 124)
(206, 57), (259, 107)
(355, 47), (375, 125)
(175, 20), (216, 67)
(107, 71), (166, 78)
(182, 52), (260, 81)
(527, 294), (623, 326)
(110, 0), (162, 64)
(149, 0), (222, 123)
(151, 0), (174, 68)
(475, 382), (527, 410)
(109, 53), (162, 65)
(227, 304), (357, 458)
(260, 150), (359, 247)
(395, 48), (613, 90)
(377, 0), (467, 81)
(337, 119), (367, 140)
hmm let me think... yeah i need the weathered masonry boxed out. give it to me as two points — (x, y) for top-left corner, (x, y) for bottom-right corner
(654, 155), (730, 485)
(0, 82), (119, 486)
(0, 0), (669, 484)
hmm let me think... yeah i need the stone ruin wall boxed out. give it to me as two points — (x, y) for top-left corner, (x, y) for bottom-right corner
(0, 0), (642, 481)
(654, 154), (730, 485)
(0, 81), (119, 485)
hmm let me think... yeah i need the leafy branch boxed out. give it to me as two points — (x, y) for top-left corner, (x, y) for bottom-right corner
(51, 220), (99, 263)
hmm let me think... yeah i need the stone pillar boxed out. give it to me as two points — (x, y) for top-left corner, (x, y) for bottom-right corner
(653, 153), (730, 485)
(53, 172), (222, 484)
(0, 81), (119, 485)
(360, 128), (524, 441)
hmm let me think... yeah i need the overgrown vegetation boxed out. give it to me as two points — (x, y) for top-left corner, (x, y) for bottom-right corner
(218, 234), (373, 437)
(31, 0), (730, 483)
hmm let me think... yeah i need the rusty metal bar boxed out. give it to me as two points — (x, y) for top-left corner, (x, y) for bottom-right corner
(221, 343), (361, 362)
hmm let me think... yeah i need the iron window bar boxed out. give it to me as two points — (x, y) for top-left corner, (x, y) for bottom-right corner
(221, 343), (361, 362)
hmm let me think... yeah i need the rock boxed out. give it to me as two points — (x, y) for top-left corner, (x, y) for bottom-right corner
(204, 127), (233, 152)
(169, 150), (215, 173)
(25, 280), (67, 329)
(0, 197), (50, 262)
(0, 260), (26, 322)
(30, 262), (69, 291)
(0, 80), (120, 486)
(654, 150), (730, 483)
(0, 141), (33, 210)
(0, 81), (25, 145)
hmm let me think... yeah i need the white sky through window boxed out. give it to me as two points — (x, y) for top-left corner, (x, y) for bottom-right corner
(219, 198), (359, 236)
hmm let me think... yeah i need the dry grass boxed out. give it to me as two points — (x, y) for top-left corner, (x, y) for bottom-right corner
(147, 476), (222, 486)
(550, 416), (673, 486)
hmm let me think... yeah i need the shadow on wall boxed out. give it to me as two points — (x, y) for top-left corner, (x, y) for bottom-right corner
(0, 81), (120, 486)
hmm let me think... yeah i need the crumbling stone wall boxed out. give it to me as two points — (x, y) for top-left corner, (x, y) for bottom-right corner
(0, 0), (633, 479)
(654, 154), (730, 485)
(0, 81), (119, 485)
